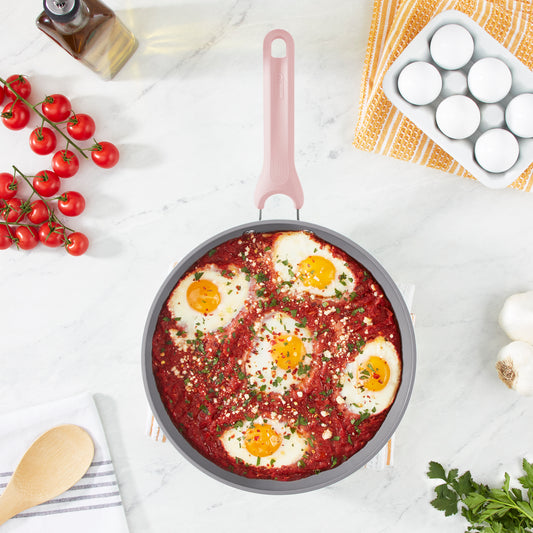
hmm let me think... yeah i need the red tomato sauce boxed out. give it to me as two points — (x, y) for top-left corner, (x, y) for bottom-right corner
(152, 231), (401, 481)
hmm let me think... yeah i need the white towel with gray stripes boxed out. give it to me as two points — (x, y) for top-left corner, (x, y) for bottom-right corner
(0, 393), (129, 532)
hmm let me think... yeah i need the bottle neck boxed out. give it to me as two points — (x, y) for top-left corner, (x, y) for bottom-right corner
(49, 0), (89, 34)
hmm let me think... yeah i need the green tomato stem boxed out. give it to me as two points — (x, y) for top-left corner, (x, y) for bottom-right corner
(0, 77), (88, 159)
(12, 166), (75, 233)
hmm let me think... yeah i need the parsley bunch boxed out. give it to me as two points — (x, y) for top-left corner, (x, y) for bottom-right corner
(427, 459), (533, 532)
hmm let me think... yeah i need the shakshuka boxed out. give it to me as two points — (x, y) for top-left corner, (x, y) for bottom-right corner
(152, 231), (402, 480)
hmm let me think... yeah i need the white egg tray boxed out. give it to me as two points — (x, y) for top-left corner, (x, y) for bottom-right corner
(382, 10), (533, 189)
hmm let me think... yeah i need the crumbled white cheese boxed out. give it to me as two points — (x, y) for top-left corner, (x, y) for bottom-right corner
(322, 429), (332, 440)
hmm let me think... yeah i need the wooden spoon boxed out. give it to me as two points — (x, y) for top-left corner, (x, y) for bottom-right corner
(0, 424), (94, 525)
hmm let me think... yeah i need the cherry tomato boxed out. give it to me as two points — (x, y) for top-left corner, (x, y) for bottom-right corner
(0, 224), (13, 249)
(42, 94), (71, 122)
(27, 199), (50, 225)
(65, 232), (89, 256)
(2, 101), (30, 130)
(15, 225), (39, 250)
(0, 85), (4, 106)
(90, 141), (119, 168)
(1, 198), (24, 223)
(67, 113), (95, 141)
(52, 150), (79, 178)
(0, 173), (18, 200)
(4, 75), (31, 100)
(33, 170), (60, 197)
(38, 221), (65, 247)
(29, 127), (57, 155)
(57, 191), (85, 217)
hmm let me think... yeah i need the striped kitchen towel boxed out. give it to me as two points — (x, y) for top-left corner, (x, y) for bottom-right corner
(0, 393), (129, 532)
(354, 0), (533, 191)
(147, 284), (415, 471)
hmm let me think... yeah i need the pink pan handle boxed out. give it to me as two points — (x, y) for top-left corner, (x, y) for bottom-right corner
(254, 29), (304, 211)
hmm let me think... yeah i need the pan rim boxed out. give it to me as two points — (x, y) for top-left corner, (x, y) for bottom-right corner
(142, 219), (416, 494)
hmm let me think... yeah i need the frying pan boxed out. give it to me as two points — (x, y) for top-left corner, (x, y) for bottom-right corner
(142, 30), (416, 495)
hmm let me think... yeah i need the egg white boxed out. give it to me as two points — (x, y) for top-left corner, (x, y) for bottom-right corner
(339, 337), (401, 415)
(167, 265), (250, 340)
(245, 313), (314, 394)
(220, 417), (309, 467)
(272, 232), (356, 297)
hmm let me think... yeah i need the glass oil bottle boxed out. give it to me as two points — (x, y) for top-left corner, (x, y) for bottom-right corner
(36, 0), (138, 80)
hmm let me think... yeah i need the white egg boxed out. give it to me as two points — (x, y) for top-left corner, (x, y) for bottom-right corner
(506, 94), (533, 138)
(397, 61), (442, 105)
(468, 58), (512, 103)
(430, 24), (474, 70)
(246, 312), (314, 394)
(474, 128), (519, 173)
(339, 337), (401, 415)
(220, 417), (309, 467)
(436, 95), (480, 139)
(272, 231), (356, 298)
(167, 265), (250, 340)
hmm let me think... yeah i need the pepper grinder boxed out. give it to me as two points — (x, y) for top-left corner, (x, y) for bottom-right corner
(36, 0), (138, 80)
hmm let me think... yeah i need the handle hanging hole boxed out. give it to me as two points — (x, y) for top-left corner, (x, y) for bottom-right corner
(271, 38), (287, 58)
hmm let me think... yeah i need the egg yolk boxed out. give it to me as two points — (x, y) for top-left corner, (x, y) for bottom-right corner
(271, 334), (305, 370)
(186, 279), (221, 314)
(297, 255), (336, 290)
(358, 356), (390, 391)
(244, 424), (282, 457)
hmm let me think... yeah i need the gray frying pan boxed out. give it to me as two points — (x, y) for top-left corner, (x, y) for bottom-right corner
(142, 30), (416, 495)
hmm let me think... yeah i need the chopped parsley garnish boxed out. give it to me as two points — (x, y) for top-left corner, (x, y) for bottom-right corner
(208, 248), (217, 257)
(282, 307), (297, 318)
(297, 362), (311, 376)
(351, 411), (371, 434)
(295, 414), (308, 426)
(194, 271), (204, 281)
(254, 272), (268, 283)
(295, 317), (307, 328)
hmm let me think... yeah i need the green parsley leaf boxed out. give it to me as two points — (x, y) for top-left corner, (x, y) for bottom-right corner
(194, 271), (204, 281)
(428, 459), (533, 530)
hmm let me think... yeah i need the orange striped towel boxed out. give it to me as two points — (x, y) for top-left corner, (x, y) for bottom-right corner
(354, 0), (533, 191)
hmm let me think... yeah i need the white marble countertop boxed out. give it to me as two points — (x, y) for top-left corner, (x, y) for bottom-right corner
(1, 0), (533, 531)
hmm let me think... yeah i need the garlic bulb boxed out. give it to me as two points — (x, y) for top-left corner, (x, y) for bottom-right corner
(496, 341), (533, 395)
(498, 291), (533, 344)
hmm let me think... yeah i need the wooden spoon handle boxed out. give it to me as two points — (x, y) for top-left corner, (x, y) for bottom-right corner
(0, 485), (26, 525)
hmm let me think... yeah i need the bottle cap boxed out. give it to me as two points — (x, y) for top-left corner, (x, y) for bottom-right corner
(43, 0), (80, 22)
